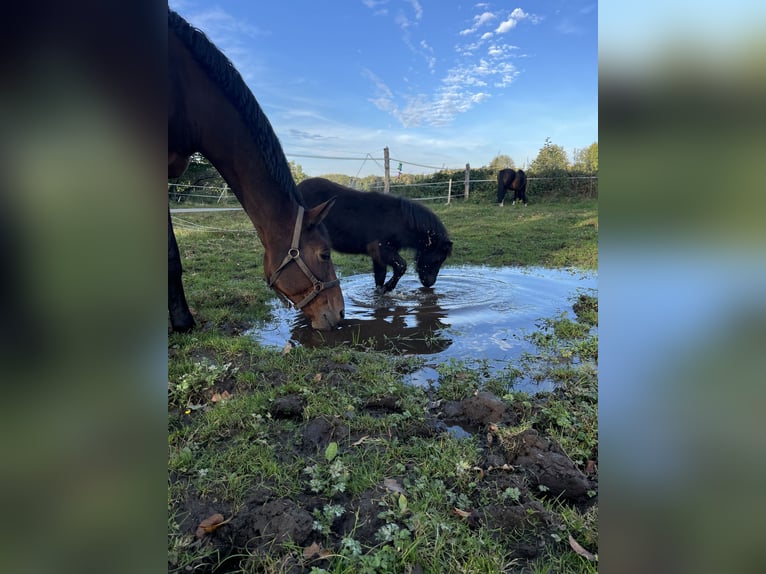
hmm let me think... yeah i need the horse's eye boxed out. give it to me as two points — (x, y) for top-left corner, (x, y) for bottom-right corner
(319, 251), (331, 262)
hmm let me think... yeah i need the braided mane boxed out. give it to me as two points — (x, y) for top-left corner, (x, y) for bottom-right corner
(168, 9), (300, 204)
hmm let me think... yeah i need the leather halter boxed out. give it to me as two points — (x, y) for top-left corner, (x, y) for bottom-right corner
(267, 206), (339, 309)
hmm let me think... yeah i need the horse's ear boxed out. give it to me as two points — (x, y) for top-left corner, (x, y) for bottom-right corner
(305, 196), (337, 227)
(443, 239), (454, 255)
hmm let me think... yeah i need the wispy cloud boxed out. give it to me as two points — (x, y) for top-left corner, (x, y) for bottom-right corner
(288, 129), (336, 141)
(361, 3), (534, 127)
(364, 40), (520, 127)
(175, 6), (270, 81)
(459, 11), (497, 36)
(495, 8), (541, 35)
(362, 0), (389, 9)
(183, 6), (268, 40)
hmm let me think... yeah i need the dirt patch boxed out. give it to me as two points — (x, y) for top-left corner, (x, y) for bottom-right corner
(170, 356), (597, 572)
(504, 429), (595, 505)
(270, 394), (305, 419)
(439, 391), (515, 426)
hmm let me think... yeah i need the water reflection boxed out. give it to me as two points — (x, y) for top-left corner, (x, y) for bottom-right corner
(251, 266), (597, 391)
(284, 287), (453, 354)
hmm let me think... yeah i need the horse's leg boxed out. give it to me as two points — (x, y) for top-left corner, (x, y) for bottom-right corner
(381, 249), (407, 292)
(366, 241), (389, 291)
(168, 209), (196, 332)
(497, 175), (506, 206)
(367, 241), (407, 292)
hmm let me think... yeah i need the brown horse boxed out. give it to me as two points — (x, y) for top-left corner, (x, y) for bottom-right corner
(168, 10), (344, 331)
(497, 168), (528, 206)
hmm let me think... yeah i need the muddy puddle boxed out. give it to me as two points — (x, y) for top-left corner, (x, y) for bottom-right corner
(249, 266), (596, 393)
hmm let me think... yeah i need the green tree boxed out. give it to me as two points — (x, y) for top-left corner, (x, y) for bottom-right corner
(487, 154), (515, 171)
(572, 142), (598, 173)
(289, 161), (308, 184)
(529, 137), (570, 195)
(529, 137), (569, 173)
(168, 153), (226, 202)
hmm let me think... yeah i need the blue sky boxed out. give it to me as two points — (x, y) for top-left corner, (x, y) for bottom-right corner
(169, 1), (597, 177)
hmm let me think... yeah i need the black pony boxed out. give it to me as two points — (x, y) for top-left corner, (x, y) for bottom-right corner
(497, 168), (528, 206)
(297, 178), (453, 292)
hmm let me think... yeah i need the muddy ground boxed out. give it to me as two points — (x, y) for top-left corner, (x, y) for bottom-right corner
(169, 371), (598, 573)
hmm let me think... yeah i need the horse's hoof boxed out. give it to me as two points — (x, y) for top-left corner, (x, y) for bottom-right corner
(171, 319), (196, 333)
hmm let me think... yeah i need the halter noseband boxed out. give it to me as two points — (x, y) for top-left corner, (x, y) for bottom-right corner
(267, 206), (339, 309)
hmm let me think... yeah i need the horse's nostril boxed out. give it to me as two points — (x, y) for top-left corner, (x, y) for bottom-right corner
(339, 309), (345, 320)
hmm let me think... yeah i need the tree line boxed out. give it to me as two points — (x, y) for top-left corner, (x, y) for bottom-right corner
(168, 137), (597, 203)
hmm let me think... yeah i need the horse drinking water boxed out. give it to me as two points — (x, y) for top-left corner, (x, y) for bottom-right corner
(497, 168), (528, 206)
(168, 10), (344, 331)
(297, 178), (453, 293)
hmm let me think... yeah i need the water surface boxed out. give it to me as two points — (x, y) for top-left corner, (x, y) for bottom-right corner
(250, 266), (596, 392)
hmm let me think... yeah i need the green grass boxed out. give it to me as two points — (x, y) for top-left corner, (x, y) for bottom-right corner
(168, 197), (598, 573)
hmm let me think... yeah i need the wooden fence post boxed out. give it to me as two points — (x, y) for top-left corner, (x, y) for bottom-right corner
(447, 179), (452, 204)
(383, 147), (390, 193)
(464, 163), (470, 199)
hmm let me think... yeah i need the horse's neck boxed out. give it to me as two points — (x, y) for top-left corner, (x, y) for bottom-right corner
(170, 35), (296, 243)
(204, 130), (296, 241)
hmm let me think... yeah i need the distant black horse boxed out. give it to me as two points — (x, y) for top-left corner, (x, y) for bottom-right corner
(497, 168), (528, 206)
(298, 178), (453, 292)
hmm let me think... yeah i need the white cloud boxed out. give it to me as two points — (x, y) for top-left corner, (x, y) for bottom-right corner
(362, 0), (389, 9)
(362, 0), (389, 16)
(408, 0), (423, 20)
(361, 4), (528, 127)
(495, 8), (541, 34)
(459, 10), (497, 35)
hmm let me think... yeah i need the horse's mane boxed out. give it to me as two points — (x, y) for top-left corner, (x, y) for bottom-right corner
(168, 9), (301, 205)
(396, 196), (449, 243)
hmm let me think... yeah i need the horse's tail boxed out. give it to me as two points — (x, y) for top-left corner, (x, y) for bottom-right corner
(516, 169), (527, 191)
(497, 170), (507, 203)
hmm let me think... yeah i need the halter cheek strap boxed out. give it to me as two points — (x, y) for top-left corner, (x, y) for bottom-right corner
(267, 206), (340, 309)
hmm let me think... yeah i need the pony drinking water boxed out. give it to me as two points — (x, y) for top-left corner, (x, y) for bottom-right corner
(297, 178), (453, 292)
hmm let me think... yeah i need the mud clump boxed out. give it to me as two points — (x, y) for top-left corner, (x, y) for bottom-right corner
(440, 391), (514, 426)
(505, 429), (594, 503)
(229, 499), (313, 551)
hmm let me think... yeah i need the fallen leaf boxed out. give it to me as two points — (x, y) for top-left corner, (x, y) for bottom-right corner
(303, 542), (321, 559)
(303, 542), (333, 560)
(472, 466), (485, 480)
(568, 534), (597, 561)
(195, 513), (231, 538)
(281, 342), (293, 355)
(210, 390), (231, 403)
(486, 432), (494, 446)
(383, 478), (405, 494)
(351, 435), (370, 446)
(452, 508), (472, 518)
(313, 373), (322, 382)
(584, 460), (597, 475)
(488, 424), (499, 433)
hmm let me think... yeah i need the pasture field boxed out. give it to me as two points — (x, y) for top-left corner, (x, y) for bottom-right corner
(168, 197), (598, 573)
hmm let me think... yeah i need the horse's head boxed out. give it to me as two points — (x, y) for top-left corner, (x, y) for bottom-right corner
(265, 199), (345, 330)
(415, 235), (453, 288)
